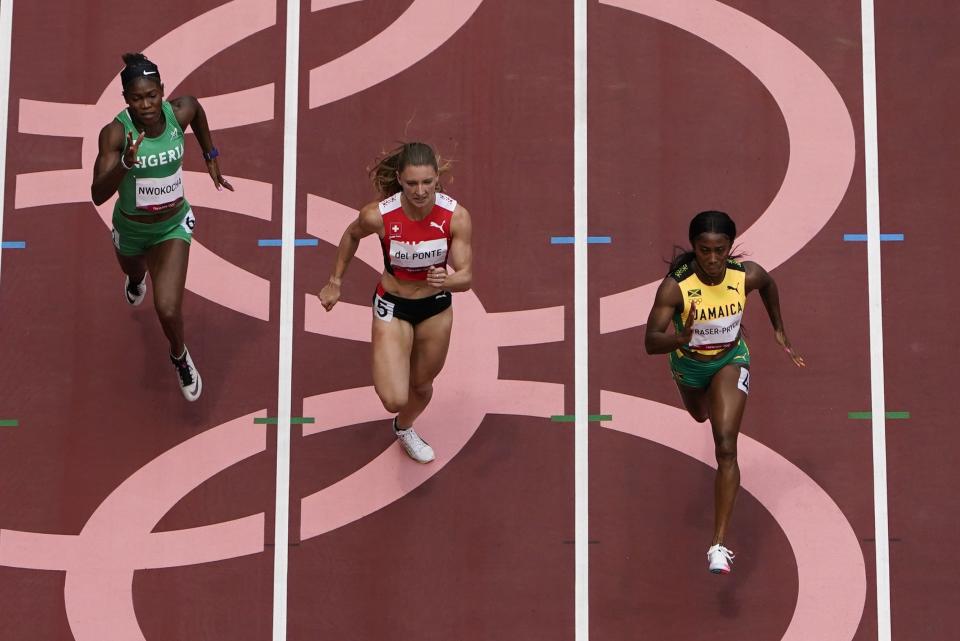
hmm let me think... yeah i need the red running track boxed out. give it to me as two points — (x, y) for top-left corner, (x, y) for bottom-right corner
(0, 1), (956, 640)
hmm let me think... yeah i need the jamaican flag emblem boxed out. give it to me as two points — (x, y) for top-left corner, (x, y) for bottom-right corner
(687, 288), (702, 297)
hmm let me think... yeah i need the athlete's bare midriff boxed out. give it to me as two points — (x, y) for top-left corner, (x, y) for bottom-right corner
(379, 271), (444, 300)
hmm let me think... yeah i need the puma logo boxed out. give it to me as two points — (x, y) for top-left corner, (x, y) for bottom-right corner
(429, 220), (447, 234)
(727, 283), (740, 294)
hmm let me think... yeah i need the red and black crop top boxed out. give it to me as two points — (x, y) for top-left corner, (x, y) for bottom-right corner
(379, 192), (456, 281)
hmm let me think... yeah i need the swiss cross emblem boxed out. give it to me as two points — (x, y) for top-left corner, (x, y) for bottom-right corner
(389, 222), (402, 238)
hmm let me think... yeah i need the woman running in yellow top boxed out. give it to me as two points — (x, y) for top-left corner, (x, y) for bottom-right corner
(645, 210), (805, 574)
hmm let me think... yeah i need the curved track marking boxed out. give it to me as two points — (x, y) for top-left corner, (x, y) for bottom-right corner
(312, 0), (364, 10)
(13, 171), (272, 222)
(309, 0), (484, 108)
(603, 391), (866, 641)
(0, 412), (267, 641)
(598, 0), (856, 334)
(17, 85), (274, 138)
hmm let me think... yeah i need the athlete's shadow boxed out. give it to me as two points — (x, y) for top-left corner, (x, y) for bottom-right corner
(682, 476), (764, 618)
(129, 303), (217, 426)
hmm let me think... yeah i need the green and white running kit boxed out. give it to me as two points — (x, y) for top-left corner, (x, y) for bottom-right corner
(111, 100), (195, 256)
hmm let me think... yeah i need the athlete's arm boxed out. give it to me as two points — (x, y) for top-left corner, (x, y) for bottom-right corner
(745, 261), (805, 367)
(318, 203), (384, 311)
(428, 205), (472, 292)
(170, 95), (233, 192)
(90, 121), (143, 205)
(644, 278), (695, 354)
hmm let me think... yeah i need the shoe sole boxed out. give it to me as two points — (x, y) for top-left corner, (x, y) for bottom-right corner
(401, 448), (434, 464)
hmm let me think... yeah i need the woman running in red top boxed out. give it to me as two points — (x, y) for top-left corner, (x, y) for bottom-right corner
(318, 142), (473, 463)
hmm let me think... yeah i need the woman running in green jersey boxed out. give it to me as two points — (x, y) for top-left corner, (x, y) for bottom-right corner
(91, 53), (233, 401)
(645, 210), (805, 574)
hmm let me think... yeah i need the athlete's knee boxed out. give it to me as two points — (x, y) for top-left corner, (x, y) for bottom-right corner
(689, 409), (709, 423)
(714, 436), (738, 466)
(378, 390), (409, 414)
(153, 297), (181, 325)
(409, 380), (434, 401)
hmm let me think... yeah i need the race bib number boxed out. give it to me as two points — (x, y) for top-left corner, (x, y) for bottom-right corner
(388, 238), (448, 271)
(737, 367), (750, 395)
(373, 294), (395, 322)
(135, 168), (184, 211)
(180, 209), (196, 235)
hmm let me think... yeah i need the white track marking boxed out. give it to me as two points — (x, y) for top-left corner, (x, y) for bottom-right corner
(860, 1), (892, 639)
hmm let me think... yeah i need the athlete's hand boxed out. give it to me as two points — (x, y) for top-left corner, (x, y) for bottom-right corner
(123, 131), (145, 169)
(318, 280), (341, 311)
(775, 329), (805, 367)
(426, 265), (447, 288)
(206, 158), (234, 192)
(678, 301), (696, 347)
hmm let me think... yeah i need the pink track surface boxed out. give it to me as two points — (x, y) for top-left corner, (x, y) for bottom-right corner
(0, 1), (955, 640)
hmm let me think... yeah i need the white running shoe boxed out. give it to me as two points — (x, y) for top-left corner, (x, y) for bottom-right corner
(170, 346), (202, 402)
(394, 419), (435, 463)
(124, 274), (147, 306)
(707, 544), (735, 574)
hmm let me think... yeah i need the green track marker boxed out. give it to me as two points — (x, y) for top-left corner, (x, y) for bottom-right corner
(550, 414), (612, 423)
(0, 419), (18, 427)
(847, 411), (910, 420)
(254, 417), (316, 425)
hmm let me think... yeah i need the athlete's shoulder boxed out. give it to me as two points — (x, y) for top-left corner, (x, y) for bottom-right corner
(726, 258), (746, 272)
(99, 119), (125, 148)
(668, 261), (695, 283)
(378, 192), (403, 215)
(435, 191), (458, 212)
(357, 201), (385, 234)
(114, 107), (133, 127)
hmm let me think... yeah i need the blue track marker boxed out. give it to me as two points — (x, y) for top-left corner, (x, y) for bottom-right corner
(551, 236), (612, 245)
(258, 238), (319, 247)
(1, 241), (26, 249)
(843, 233), (904, 242)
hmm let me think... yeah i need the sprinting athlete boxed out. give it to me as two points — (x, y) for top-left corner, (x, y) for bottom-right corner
(644, 210), (804, 574)
(91, 53), (233, 401)
(318, 142), (473, 463)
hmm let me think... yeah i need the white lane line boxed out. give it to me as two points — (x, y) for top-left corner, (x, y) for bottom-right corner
(860, 1), (892, 639)
(574, 0), (589, 639)
(273, 0), (300, 639)
(0, 0), (14, 285)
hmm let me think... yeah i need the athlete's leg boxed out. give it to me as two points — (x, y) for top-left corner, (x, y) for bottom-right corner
(371, 313), (415, 414)
(706, 364), (749, 545)
(676, 383), (710, 423)
(397, 306), (452, 428)
(145, 239), (189, 356)
(115, 250), (147, 285)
